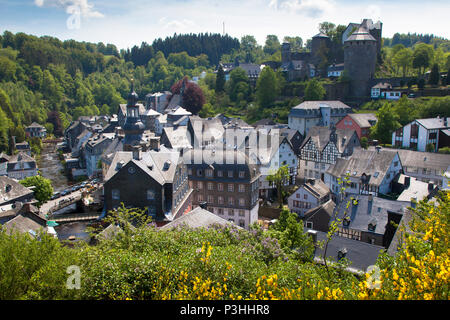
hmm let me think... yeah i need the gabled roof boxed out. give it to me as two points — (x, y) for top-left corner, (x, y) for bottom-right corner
(302, 179), (331, 200)
(159, 207), (239, 230)
(347, 113), (378, 128)
(289, 101), (351, 118)
(394, 148), (450, 172)
(303, 199), (335, 221)
(300, 126), (357, 153)
(104, 147), (181, 186)
(326, 148), (399, 187)
(26, 122), (45, 129)
(311, 228), (385, 274)
(415, 117), (449, 130)
(313, 32), (329, 38)
(0, 176), (34, 205)
(333, 195), (408, 235)
(372, 82), (392, 89)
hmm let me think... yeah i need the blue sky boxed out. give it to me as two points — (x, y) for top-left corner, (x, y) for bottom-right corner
(0, 0), (449, 50)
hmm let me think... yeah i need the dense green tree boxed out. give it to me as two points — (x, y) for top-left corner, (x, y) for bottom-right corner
(0, 56), (17, 81)
(266, 165), (290, 207)
(428, 63), (440, 85)
(263, 35), (280, 55)
(256, 66), (278, 108)
(413, 45), (431, 77)
(370, 102), (401, 144)
(283, 36), (303, 51)
(20, 175), (54, 206)
(215, 65), (225, 93)
(304, 79), (326, 101)
(392, 48), (413, 77)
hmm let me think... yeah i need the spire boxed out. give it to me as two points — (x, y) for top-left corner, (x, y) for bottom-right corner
(127, 78), (139, 107)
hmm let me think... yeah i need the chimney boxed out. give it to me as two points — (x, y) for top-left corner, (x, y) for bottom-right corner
(132, 146), (142, 161)
(199, 201), (208, 210)
(307, 229), (318, 244)
(150, 137), (160, 151)
(405, 176), (411, 189)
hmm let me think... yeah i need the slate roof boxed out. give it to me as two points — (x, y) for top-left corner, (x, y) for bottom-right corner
(415, 117), (449, 130)
(161, 126), (192, 150)
(396, 175), (435, 202)
(300, 126), (357, 153)
(311, 229), (385, 274)
(104, 146), (181, 185)
(159, 207), (239, 230)
(313, 32), (329, 38)
(326, 148), (398, 187)
(333, 195), (409, 235)
(0, 176), (34, 205)
(6, 152), (37, 172)
(303, 199), (335, 221)
(392, 148), (450, 173)
(26, 122), (45, 129)
(289, 101), (351, 118)
(302, 179), (331, 199)
(345, 26), (376, 42)
(347, 113), (378, 128)
(372, 82), (392, 89)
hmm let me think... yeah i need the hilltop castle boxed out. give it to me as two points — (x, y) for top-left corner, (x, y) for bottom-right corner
(281, 18), (383, 98)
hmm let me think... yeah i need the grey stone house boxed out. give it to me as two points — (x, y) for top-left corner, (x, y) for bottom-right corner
(103, 146), (192, 224)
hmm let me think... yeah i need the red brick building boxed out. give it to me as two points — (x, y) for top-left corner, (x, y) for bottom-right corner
(336, 113), (377, 139)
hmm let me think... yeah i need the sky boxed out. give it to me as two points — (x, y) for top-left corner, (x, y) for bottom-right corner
(0, 0), (449, 50)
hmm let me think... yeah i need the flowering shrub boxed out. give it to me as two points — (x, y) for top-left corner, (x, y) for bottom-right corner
(0, 191), (448, 300)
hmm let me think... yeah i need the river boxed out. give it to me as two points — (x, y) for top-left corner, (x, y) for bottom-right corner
(37, 142), (71, 193)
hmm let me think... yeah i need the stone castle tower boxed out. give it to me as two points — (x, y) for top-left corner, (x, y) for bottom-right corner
(344, 25), (378, 98)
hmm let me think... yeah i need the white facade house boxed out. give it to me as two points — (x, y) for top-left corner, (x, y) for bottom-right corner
(325, 148), (403, 199)
(253, 135), (298, 199)
(392, 117), (449, 152)
(371, 82), (403, 100)
(6, 153), (38, 181)
(299, 126), (360, 182)
(288, 179), (331, 217)
(288, 101), (352, 136)
(327, 63), (344, 77)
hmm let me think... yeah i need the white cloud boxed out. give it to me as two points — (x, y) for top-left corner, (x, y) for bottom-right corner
(34, 0), (104, 18)
(160, 18), (196, 32)
(268, 0), (335, 18)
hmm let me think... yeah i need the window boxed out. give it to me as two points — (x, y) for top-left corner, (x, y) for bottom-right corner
(239, 210), (245, 217)
(218, 208), (224, 215)
(218, 196), (224, 205)
(239, 198), (245, 206)
(228, 170), (233, 178)
(305, 221), (313, 229)
(188, 168), (193, 175)
(197, 169), (203, 176)
(197, 181), (203, 190)
(239, 171), (245, 178)
(229, 208), (235, 216)
(206, 169), (213, 177)
(208, 195), (214, 204)
(207, 182), (214, 191)
(303, 194), (308, 200)
(217, 170), (223, 177)
(112, 189), (120, 200)
(228, 184), (234, 192)
(197, 194), (204, 202)
(147, 190), (155, 200)
(239, 184), (245, 192)
(218, 183), (224, 191)
(228, 197), (234, 206)
(239, 219), (245, 228)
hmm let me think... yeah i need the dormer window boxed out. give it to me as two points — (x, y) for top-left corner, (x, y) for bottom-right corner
(343, 216), (351, 227)
(338, 248), (347, 260)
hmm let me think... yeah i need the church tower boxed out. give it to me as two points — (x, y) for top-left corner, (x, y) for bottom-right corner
(123, 80), (145, 151)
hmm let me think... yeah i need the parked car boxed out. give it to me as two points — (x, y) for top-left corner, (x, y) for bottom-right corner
(51, 192), (61, 200)
(61, 190), (69, 196)
(408, 93), (416, 98)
